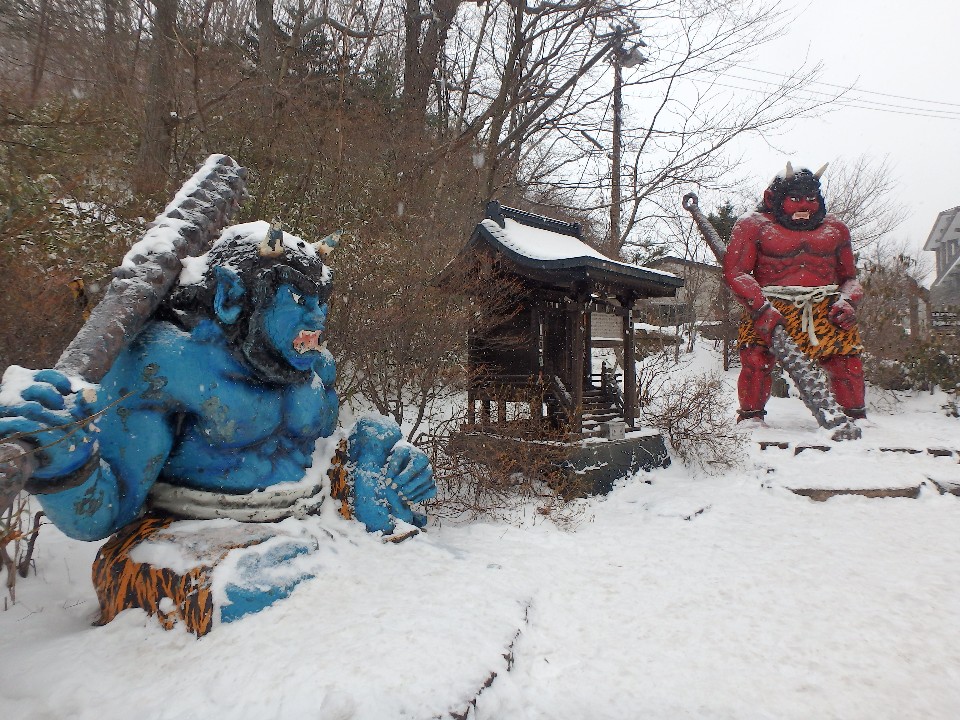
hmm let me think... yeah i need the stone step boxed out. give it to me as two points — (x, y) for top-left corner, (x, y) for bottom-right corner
(584, 412), (621, 423)
(755, 439), (959, 501)
(757, 441), (960, 459)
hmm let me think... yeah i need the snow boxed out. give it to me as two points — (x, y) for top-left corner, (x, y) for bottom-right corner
(482, 218), (678, 279)
(121, 216), (192, 267)
(0, 365), (39, 405)
(178, 253), (210, 286)
(178, 221), (333, 287)
(485, 217), (609, 262)
(3, 340), (960, 719)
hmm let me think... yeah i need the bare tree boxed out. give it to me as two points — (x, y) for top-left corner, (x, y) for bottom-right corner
(821, 154), (909, 252)
(417, 0), (830, 258)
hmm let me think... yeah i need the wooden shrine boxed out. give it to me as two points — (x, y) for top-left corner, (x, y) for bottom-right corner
(439, 202), (684, 492)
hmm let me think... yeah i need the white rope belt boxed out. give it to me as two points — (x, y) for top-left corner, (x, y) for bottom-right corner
(148, 479), (324, 522)
(762, 284), (839, 346)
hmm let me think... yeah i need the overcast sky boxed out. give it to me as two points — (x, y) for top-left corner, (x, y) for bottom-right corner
(723, 0), (959, 265)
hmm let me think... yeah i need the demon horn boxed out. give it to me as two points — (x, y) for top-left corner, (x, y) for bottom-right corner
(313, 229), (342, 257)
(814, 162), (829, 179)
(259, 220), (285, 257)
(784, 161), (795, 180)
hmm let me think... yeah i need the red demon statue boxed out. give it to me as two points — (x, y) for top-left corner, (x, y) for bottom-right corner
(723, 163), (866, 422)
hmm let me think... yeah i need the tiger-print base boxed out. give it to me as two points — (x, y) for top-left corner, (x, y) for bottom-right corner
(93, 441), (355, 637)
(328, 436), (353, 520)
(737, 296), (863, 360)
(92, 514), (216, 636)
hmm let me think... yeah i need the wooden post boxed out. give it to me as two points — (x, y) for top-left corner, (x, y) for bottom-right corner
(571, 301), (585, 434)
(530, 304), (541, 375)
(621, 294), (637, 428)
(583, 309), (593, 386)
(498, 399), (507, 425)
(467, 390), (475, 425)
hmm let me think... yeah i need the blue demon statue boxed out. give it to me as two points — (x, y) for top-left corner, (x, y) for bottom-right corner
(0, 221), (435, 634)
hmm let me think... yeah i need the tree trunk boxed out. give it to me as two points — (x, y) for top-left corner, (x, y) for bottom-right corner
(28, 0), (52, 105)
(401, 0), (459, 136)
(135, 0), (177, 196)
(255, 0), (280, 119)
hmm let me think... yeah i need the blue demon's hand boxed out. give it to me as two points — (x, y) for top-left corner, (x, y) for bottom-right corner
(0, 367), (98, 482)
(385, 442), (436, 507)
(347, 416), (436, 534)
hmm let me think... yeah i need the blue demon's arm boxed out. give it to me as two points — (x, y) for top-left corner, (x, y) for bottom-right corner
(347, 416), (436, 534)
(312, 347), (339, 438)
(0, 366), (175, 540)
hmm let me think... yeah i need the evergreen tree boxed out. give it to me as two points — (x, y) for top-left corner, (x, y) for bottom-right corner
(707, 202), (739, 245)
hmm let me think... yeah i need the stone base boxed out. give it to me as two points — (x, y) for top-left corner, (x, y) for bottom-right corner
(452, 430), (670, 499)
(755, 440), (960, 502)
(92, 514), (317, 636)
(788, 486), (922, 502)
(559, 432), (670, 497)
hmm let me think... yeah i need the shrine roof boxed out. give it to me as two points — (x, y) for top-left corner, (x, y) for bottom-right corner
(453, 202), (682, 297)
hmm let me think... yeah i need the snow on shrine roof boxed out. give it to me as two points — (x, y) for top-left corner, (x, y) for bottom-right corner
(475, 203), (681, 290)
(482, 218), (610, 263)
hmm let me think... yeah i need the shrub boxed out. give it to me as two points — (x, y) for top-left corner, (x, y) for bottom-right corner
(641, 372), (747, 473)
(1, 494), (43, 608)
(423, 410), (587, 526)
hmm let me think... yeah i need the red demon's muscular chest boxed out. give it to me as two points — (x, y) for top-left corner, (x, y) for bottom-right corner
(755, 218), (845, 259)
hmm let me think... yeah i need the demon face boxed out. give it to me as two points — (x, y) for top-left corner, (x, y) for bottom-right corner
(761, 162), (828, 231)
(165, 221), (333, 384)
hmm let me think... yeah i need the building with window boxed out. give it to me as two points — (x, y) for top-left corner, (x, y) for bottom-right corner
(924, 206), (960, 308)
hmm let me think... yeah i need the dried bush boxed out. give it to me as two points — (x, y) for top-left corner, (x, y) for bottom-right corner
(0, 250), (85, 371)
(642, 371), (746, 473)
(422, 409), (586, 526)
(634, 347), (691, 409)
(1, 494), (43, 608)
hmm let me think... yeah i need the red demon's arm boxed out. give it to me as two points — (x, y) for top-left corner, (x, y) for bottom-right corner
(834, 221), (863, 305)
(723, 215), (768, 315)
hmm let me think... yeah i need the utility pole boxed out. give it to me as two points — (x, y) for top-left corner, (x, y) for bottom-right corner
(608, 33), (647, 258)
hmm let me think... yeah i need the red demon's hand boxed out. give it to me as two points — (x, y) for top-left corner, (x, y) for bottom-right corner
(828, 299), (856, 330)
(752, 302), (785, 344)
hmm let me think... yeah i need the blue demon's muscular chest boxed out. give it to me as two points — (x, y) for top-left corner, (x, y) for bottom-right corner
(101, 322), (338, 492)
(163, 377), (335, 491)
(189, 384), (318, 446)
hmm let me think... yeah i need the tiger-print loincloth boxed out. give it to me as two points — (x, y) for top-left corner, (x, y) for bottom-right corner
(92, 514), (216, 636)
(93, 447), (354, 636)
(328, 436), (353, 521)
(737, 296), (863, 360)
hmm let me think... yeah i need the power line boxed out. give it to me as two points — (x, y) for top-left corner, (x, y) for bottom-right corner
(708, 79), (960, 121)
(648, 47), (960, 115)
(736, 64), (960, 109)
(725, 72), (960, 116)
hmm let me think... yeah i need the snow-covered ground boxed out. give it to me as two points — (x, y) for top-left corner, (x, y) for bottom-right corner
(3, 342), (959, 720)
